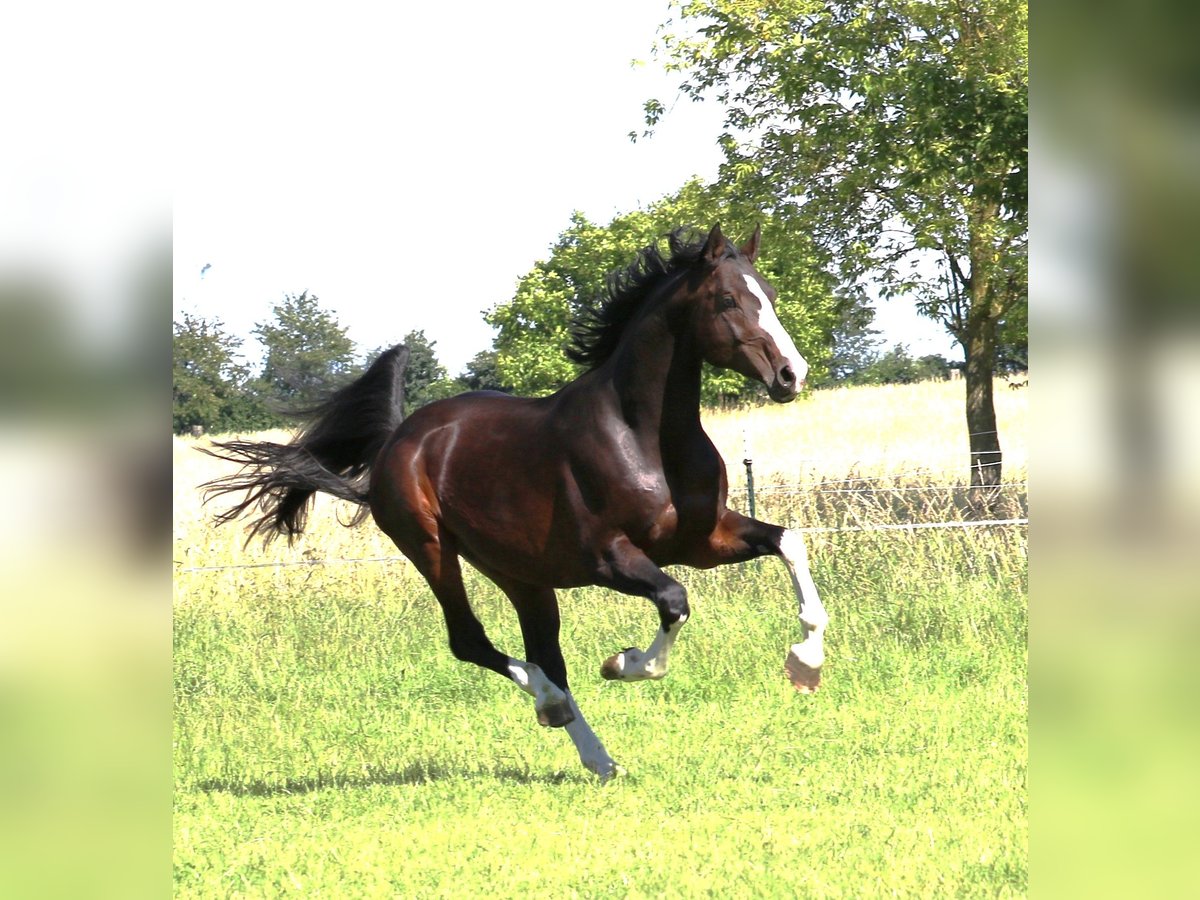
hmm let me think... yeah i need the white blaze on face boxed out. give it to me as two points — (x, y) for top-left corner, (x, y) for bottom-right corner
(742, 274), (808, 384)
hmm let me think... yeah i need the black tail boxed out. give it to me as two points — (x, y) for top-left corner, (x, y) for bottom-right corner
(202, 343), (409, 545)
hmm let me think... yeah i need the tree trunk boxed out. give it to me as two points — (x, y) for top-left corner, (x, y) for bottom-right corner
(964, 196), (1003, 488)
(964, 316), (1002, 487)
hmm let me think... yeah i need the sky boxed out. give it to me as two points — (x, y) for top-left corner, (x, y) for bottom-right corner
(173, 1), (957, 375)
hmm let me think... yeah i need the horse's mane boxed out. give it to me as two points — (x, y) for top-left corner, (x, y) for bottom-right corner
(566, 227), (740, 369)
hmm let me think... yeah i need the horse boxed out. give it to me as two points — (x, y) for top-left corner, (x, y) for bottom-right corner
(204, 223), (830, 780)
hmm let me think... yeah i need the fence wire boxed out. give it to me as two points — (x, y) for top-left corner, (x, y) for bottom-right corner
(176, 517), (1028, 574)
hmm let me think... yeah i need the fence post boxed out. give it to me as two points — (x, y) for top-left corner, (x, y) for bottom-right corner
(742, 429), (756, 519)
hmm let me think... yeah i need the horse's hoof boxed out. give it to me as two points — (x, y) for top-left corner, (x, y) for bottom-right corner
(785, 645), (822, 693)
(595, 763), (627, 784)
(600, 648), (636, 681)
(536, 697), (575, 728)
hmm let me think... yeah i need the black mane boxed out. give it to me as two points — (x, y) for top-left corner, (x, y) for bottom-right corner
(566, 228), (739, 368)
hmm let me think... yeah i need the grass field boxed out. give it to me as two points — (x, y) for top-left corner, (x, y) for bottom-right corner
(174, 378), (1027, 897)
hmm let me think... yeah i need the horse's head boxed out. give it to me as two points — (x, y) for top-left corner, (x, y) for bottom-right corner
(686, 223), (808, 403)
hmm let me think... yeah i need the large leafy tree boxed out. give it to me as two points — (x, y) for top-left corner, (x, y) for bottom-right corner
(647, 0), (1027, 484)
(488, 178), (838, 401)
(996, 296), (1027, 374)
(172, 313), (270, 434)
(253, 291), (358, 410)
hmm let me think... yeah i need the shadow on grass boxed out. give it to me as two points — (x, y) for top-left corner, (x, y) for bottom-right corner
(192, 763), (587, 796)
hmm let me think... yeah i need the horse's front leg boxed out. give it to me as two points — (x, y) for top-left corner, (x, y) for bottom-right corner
(687, 509), (830, 693)
(776, 528), (829, 693)
(594, 537), (690, 682)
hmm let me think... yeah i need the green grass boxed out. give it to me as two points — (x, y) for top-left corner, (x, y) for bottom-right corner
(174, 494), (1026, 896)
(175, 381), (1027, 896)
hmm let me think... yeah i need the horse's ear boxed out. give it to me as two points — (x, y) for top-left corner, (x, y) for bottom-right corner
(702, 222), (726, 265)
(740, 224), (761, 263)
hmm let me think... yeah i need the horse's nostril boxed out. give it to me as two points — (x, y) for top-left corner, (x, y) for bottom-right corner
(780, 365), (796, 386)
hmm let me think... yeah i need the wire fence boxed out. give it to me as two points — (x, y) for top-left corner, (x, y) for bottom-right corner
(730, 480), (1027, 495)
(735, 460), (1017, 490)
(175, 516), (1028, 574)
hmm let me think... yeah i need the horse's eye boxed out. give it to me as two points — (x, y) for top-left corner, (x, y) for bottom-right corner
(719, 295), (737, 311)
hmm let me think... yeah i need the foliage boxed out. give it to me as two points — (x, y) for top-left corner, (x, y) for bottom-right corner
(387, 329), (465, 413)
(648, 0), (1027, 481)
(179, 298), (479, 432)
(821, 292), (883, 386)
(459, 350), (510, 393)
(172, 313), (273, 434)
(649, 0), (1027, 318)
(996, 294), (1028, 372)
(253, 292), (359, 412)
(853, 344), (952, 385)
(487, 179), (839, 403)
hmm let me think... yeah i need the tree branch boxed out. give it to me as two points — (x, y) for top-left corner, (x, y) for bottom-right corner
(946, 253), (972, 295)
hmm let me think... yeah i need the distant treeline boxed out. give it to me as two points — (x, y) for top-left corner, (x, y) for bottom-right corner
(173, 281), (992, 436)
(172, 291), (506, 436)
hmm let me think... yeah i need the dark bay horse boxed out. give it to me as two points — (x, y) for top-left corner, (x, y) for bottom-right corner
(205, 224), (830, 780)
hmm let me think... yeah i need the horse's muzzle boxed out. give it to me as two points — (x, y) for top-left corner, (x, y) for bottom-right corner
(769, 363), (802, 402)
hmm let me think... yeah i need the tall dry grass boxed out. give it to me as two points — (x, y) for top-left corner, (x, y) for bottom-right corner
(704, 376), (1028, 485)
(705, 377), (1028, 533)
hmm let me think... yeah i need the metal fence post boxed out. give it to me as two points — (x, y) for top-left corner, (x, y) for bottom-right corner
(742, 429), (756, 519)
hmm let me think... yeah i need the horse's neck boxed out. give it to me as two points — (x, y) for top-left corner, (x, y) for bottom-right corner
(606, 308), (705, 447)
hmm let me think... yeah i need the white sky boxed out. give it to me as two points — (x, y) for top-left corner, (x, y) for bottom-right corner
(173, 1), (956, 374)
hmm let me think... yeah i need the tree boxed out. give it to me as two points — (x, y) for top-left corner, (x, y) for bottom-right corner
(486, 260), (577, 397)
(487, 178), (839, 402)
(460, 350), (510, 393)
(823, 292), (883, 385)
(995, 296), (1027, 374)
(647, 0), (1027, 484)
(855, 344), (952, 385)
(914, 353), (953, 382)
(173, 313), (271, 434)
(394, 329), (464, 413)
(253, 292), (358, 410)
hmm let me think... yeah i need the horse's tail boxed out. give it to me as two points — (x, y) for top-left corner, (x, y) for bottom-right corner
(201, 343), (410, 545)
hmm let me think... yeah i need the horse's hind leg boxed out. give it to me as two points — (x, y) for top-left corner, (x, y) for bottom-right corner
(398, 523), (579, 732)
(500, 580), (572, 727)
(495, 578), (620, 780)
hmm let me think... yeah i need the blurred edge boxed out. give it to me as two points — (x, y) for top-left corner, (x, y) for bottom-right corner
(0, 4), (171, 896)
(1034, 0), (1200, 896)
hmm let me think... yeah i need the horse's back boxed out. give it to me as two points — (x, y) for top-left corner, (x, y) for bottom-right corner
(374, 390), (553, 492)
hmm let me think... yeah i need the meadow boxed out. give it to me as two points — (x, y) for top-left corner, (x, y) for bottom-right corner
(174, 378), (1027, 897)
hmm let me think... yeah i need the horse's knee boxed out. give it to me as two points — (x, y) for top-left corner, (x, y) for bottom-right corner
(446, 633), (479, 663)
(446, 623), (495, 666)
(655, 582), (689, 628)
